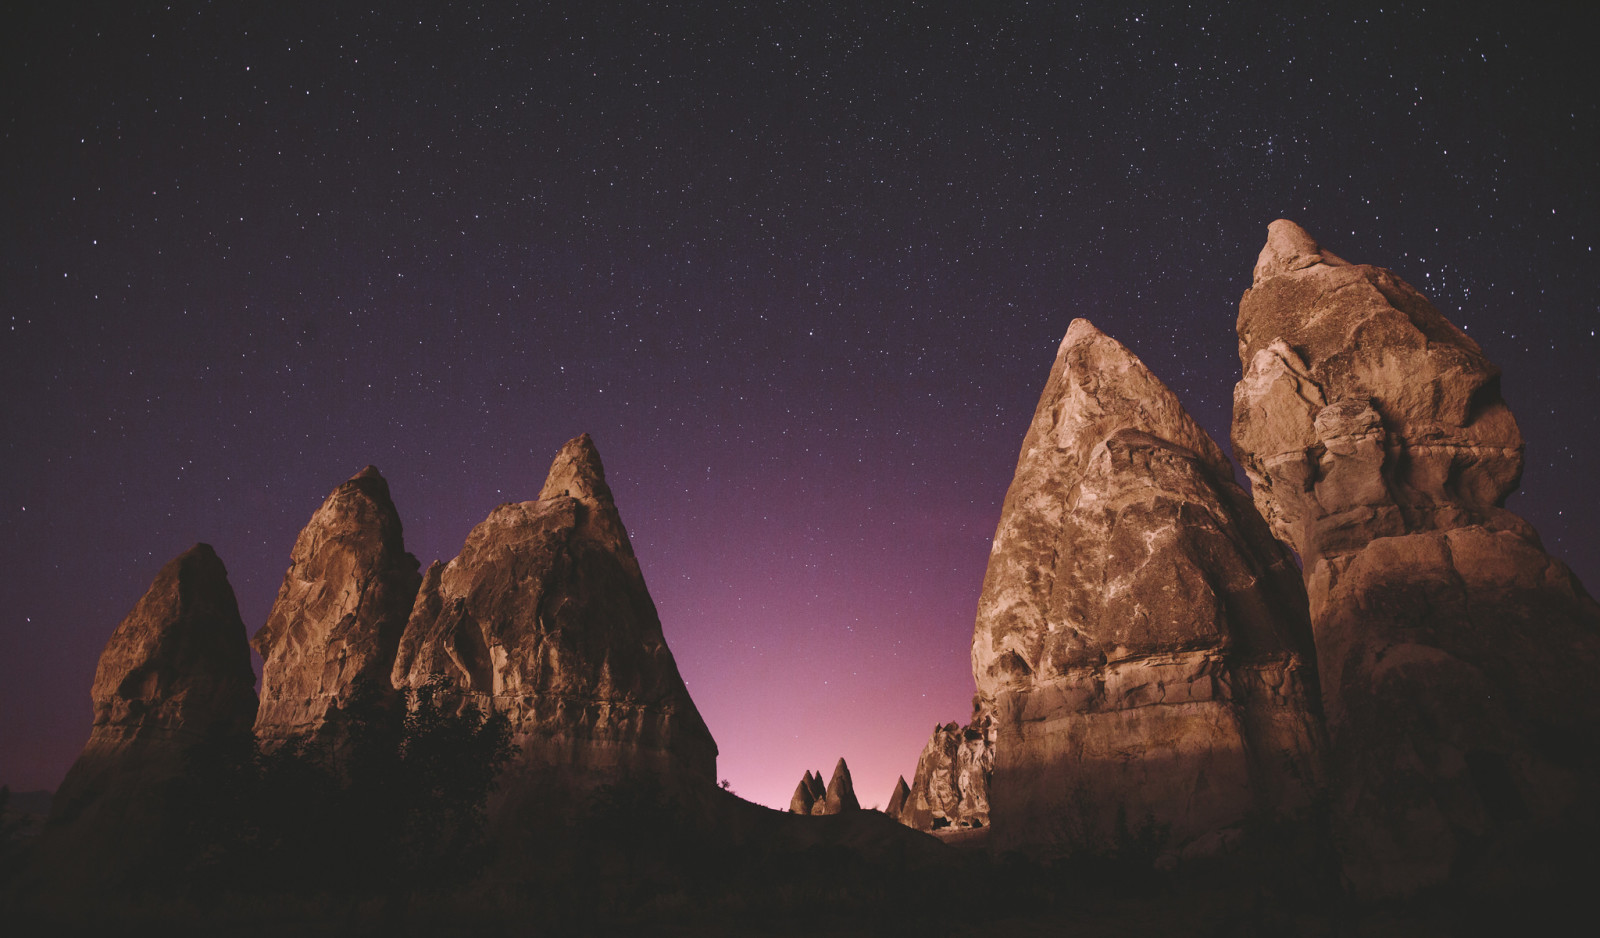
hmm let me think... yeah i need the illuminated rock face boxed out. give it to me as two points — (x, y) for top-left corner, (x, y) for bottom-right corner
(787, 759), (860, 815)
(1233, 220), (1600, 898)
(40, 544), (258, 886)
(971, 319), (1324, 857)
(901, 706), (993, 832)
(391, 434), (717, 802)
(253, 466), (421, 757)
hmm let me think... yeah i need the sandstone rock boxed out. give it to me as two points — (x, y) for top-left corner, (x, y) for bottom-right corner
(886, 776), (911, 823)
(35, 544), (258, 887)
(253, 466), (421, 756)
(972, 319), (1324, 857)
(824, 758), (860, 814)
(901, 704), (994, 832)
(1233, 220), (1600, 898)
(391, 434), (717, 808)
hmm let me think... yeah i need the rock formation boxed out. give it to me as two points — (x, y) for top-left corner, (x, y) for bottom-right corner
(787, 760), (860, 815)
(34, 544), (258, 886)
(823, 758), (860, 814)
(900, 706), (993, 832)
(391, 434), (717, 808)
(1232, 220), (1600, 897)
(789, 769), (826, 814)
(885, 776), (911, 823)
(971, 318), (1325, 858)
(253, 466), (421, 756)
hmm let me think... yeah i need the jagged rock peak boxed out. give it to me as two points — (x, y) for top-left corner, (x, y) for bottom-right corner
(1251, 218), (1350, 287)
(252, 465), (422, 753)
(537, 432), (614, 506)
(390, 434), (718, 803)
(789, 773), (817, 814)
(88, 543), (259, 745)
(824, 758), (860, 814)
(1232, 219), (1600, 899)
(1048, 317), (1231, 480)
(972, 318), (1323, 856)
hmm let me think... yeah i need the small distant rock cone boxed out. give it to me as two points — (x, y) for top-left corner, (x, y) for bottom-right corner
(391, 434), (718, 813)
(31, 544), (258, 889)
(885, 776), (911, 823)
(972, 318), (1325, 857)
(824, 758), (860, 814)
(253, 466), (421, 758)
(1233, 220), (1600, 898)
(789, 771), (818, 814)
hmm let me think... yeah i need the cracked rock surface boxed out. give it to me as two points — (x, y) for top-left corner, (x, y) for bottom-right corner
(253, 466), (421, 757)
(1233, 220), (1600, 898)
(392, 434), (717, 807)
(972, 319), (1323, 856)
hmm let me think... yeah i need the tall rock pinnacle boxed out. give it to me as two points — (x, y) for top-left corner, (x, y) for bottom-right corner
(253, 466), (421, 755)
(35, 544), (258, 887)
(391, 434), (717, 809)
(972, 319), (1324, 856)
(1233, 220), (1600, 897)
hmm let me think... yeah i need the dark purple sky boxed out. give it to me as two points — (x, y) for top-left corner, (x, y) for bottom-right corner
(4, 3), (1596, 811)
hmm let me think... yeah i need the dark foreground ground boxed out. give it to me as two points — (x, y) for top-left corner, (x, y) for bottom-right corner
(3, 783), (1594, 937)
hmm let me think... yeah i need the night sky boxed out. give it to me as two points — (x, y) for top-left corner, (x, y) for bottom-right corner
(3, 3), (1596, 812)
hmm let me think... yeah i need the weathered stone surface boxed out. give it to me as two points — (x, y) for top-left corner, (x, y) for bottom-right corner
(824, 758), (860, 814)
(35, 544), (258, 886)
(972, 318), (1324, 857)
(391, 434), (717, 805)
(902, 704), (994, 832)
(1233, 220), (1600, 898)
(253, 466), (421, 756)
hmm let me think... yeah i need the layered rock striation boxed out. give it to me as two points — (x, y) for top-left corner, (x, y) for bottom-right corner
(37, 544), (258, 885)
(1233, 220), (1600, 897)
(971, 319), (1324, 857)
(253, 466), (421, 756)
(391, 434), (717, 803)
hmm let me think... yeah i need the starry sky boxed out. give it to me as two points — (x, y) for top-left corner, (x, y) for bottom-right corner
(3, 3), (1596, 811)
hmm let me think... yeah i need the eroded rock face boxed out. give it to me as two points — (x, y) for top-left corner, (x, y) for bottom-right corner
(391, 434), (717, 803)
(972, 319), (1324, 857)
(38, 544), (258, 885)
(1233, 220), (1600, 898)
(253, 466), (421, 755)
(901, 705), (994, 832)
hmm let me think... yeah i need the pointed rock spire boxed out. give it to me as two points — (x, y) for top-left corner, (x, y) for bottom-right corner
(253, 466), (421, 755)
(824, 757), (860, 814)
(972, 318), (1323, 855)
(35, 544), (257, 888)
(789, 772), (817, 814)
(885, 776), (911, 823)
(1233, 220), (1600, 898)
(391, 434), (718, 808)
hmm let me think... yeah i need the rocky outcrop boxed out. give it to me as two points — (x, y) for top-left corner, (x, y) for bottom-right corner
(789, 769), (827, 814)
(900, 705), (994, 832)
(823, 758), (860, 814)
(34, 544), (258, 886)
(788, 760), (860, 815)
(971, 319), (1324, 858)
(1233, 220), (1600, 897)
(253, 466), (421, 756)
(391, 434), (717, 808)
(885, 776), (911, 823)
